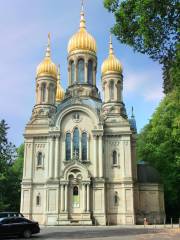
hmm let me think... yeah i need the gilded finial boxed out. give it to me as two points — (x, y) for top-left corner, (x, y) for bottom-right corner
(80, 0), (86, 29)
(109, 34), (114, 55)
(45, 32), (51, 58)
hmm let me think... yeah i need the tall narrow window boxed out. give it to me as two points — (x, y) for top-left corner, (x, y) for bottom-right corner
(70, 61), (75, 84)
(73, 128), (79, 159)
(49, 84), (54, 104)
(88, 60), (93, 85)
(114, 191), (118, 205)
(78, 59), (84, 83)
(41, 83), (46, 102)
(73, 186), (79, 207)
(109, 80), (114, 100)
(37, 152), (43, 166)
(66, 133), (71, 161)
(113, 151), (117, 165)
(36, 194), (40, 206)
(82, 132), (87, 160)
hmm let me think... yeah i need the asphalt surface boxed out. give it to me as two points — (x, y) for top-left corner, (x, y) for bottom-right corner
(2, 226), (180, 240)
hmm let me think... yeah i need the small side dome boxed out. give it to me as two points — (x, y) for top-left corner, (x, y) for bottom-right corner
(56, 66), (64, 102)
(101, 36), (122, 76)
(67, 5), (97, 54)
(36, 33), (57, 79)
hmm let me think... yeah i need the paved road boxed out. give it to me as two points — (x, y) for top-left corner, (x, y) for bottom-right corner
(4, 226), (180, 240)
(35, 226), (180, 240)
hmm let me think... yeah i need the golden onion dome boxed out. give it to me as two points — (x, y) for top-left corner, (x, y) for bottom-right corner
(101, 36), (122, 76)
(56, 65), (64, 102)
(67, 5), (97, 54)
(36, 33), (57, 79)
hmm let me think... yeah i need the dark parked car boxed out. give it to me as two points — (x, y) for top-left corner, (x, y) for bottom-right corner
(0, 212), (24, 219)
(0, 217), (40, 238)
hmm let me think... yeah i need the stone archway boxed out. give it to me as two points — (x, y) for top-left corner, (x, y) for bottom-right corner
(59, 161), (92, 224)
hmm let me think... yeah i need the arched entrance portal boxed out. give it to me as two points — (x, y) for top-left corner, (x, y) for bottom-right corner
(59, 163), (92, 224)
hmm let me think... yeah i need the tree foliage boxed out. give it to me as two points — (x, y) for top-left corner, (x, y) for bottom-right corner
(137, 89), (180, 217)
(104, 0), (179, 93)
(0, 120), (24, 211)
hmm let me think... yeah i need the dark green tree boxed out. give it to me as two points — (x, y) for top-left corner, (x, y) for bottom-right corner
(0, 120), (24, 211)
(6, 144), (24, 211)
(0, 120), (16, 210)
(137, 90), (180, 217)
(104, 0), (179, 93)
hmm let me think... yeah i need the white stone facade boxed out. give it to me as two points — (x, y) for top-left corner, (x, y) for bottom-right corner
(20, 7), (165, 226)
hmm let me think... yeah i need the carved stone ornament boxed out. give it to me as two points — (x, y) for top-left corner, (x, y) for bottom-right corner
(110, 141), (120, 146)
(72, 113), (82, 123)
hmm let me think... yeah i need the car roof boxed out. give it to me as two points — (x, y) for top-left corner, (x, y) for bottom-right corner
(0, 212), (20, 213)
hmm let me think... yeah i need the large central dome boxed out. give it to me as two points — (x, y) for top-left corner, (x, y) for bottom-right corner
(68, 7), (97, 54)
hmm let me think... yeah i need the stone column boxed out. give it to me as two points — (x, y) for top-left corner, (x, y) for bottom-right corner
(93, 135), (97, 177)
(46, 84), (49, 103)
(79, 134), (82, 160)
(99, 135), (103, 178)
(87, 184), (90, 212)
(60, 184), (64, 212)
(49, 136), (54, 179)
(87, 136), (90, 160)
(83, 184), (86, 212)
(64, 184), (68, 212)
(54, 136), (60, 179)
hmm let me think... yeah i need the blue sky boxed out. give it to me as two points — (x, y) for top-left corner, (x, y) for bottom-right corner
(0, 0), (164, 147)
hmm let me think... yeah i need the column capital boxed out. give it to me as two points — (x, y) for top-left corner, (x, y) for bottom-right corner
(92, 129), (104, 137)
(82, 181), (91, 185)
(60, 181), (68, 185)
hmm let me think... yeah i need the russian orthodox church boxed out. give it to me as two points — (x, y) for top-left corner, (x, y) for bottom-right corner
(20, 4), (165, 225)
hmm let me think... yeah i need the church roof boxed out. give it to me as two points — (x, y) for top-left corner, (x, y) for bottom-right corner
(56, 96), (102, 115)
(137, 161), (162, 183)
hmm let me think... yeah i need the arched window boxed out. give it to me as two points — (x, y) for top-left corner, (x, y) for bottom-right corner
(41, 83), (46, 102)
(73, 128), (79, 159)
(66, 133), (71, 161)
(78, 59), (84, 83)
(114, 191), (118, 205)
(37, 152), (43, 166)
(82, 132), (87, 161)
(70, 61), (75, 84)
(109, 80), (114, 100)
(36, 194), (40, 206)
(73, 186), (79, 196)
(88, 60), (93, 85)
(113, 151), (117, 165)
(73, 186), (79, 207)
(49, 84), (54, 103)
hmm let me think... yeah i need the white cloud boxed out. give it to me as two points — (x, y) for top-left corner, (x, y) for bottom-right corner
(123, 69), (164, 102)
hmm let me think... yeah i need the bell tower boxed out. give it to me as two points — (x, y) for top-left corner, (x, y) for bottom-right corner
(65, 2), (100, 99)
(32, 33), (57, 120)
(101, 36), (127, 119)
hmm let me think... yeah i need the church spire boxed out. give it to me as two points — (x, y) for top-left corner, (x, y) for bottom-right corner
(109, 34), (114, 55)
(80, 0), (86, 29)
(131, 106), (135, 118)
